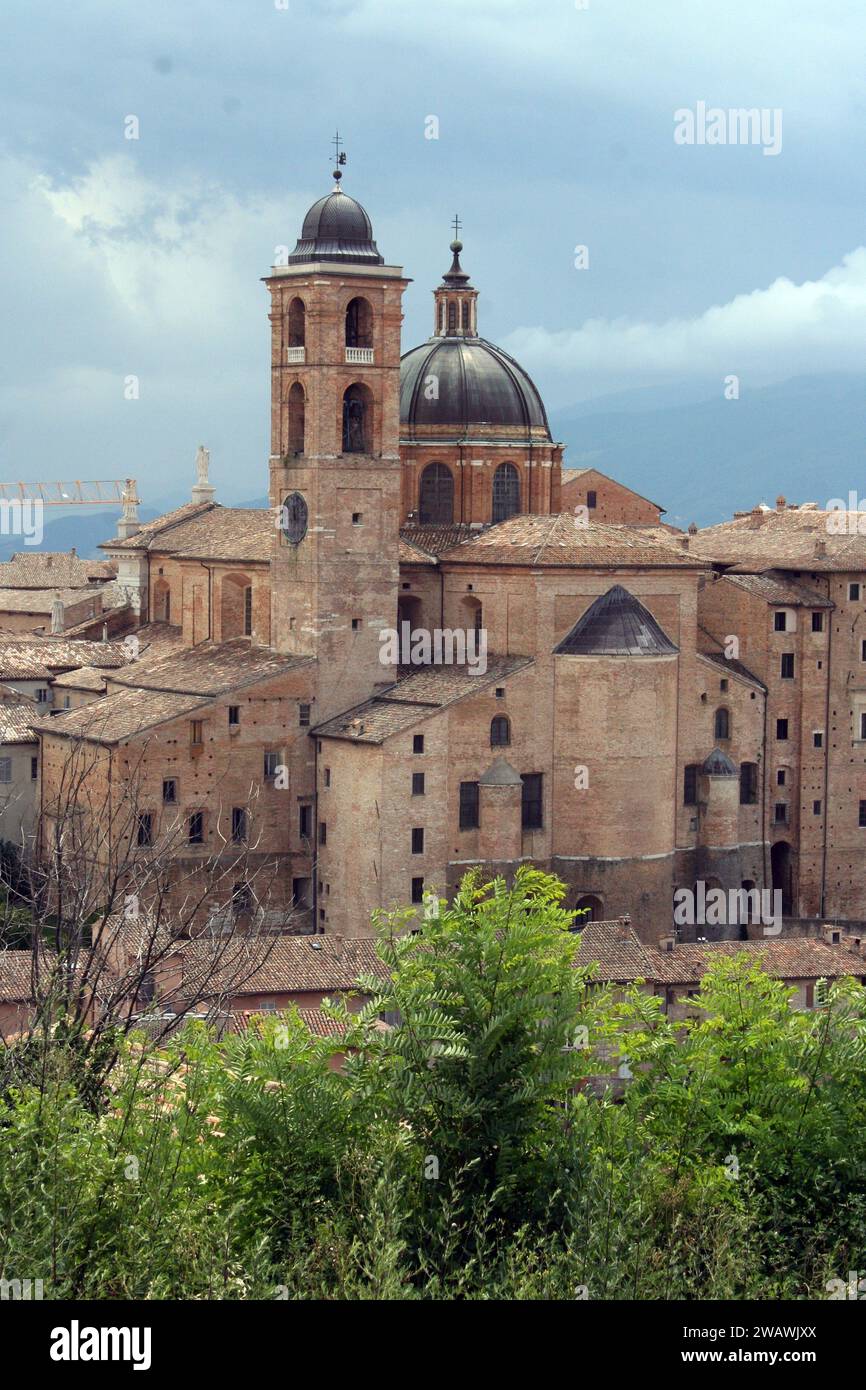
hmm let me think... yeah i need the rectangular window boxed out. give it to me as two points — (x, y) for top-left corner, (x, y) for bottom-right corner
(860, 712), (866, 741)
(683, 764), (698, 805)
(774, 611), (786, 632)
(774, 803), (787, 825)
(352, 512), (362, 525)
(299, 703), (311, 727)
(228, 705), (240, 726)
(0, 757), (11, 784)
(850, 583), (860, 601)
(137, 812), (153, 847)
(351, 618), (360, 631)
(411, 876), (424, 904)
(411, 827), (424, 854)
(814, 731), (823, 748)
(243, 585), (252, 637)
(318, 820), (327, 846)
(812, 611), (824, 632)
(30, 756), (38, 781)
(191, 720), (203, 746)
(412, 772), (425, 795)
(587, 490), (597, 509)
(813, 800), (822, 816)
(780, 653), (795, 679)
(777, 769), (786, 786)
(162, 778), (177, 804)
(324, 767), (331, 788)
(739, 762), (758, 805)
(292, 877), (311, 908)
(264, 751), (281, 780)
(188, 811), (204, 845)
(860, 801), (866, 828)
(459, 780), (479, 830)
(521, 772), (544, 830)
(861, 639), (866, 663)
(299, 804), (311, 839)
(231, 807), (247, 843)
(776, 718), (789, 740)
(413, 735), (425, 754)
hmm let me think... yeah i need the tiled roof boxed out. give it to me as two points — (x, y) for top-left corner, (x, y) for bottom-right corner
(0, 950), (87, 1003)
(648, 937), (864, 985)
(721, 570), (834, 608)
(314, 654), (534, 743)
(574, 919), (655, 980)
(104, 504), (273, 563)
(697, 649), (767, 691)
(0, 553), (115, 587)
(399, 537), (438, 565)
(108, 639), (312, 697)
(560, 467), (665, 513)
(50, 665), (108, 692)
(400, 524), (479, 557)
(438, 514), (705, 568)
(36, 687), (210, 744)
(180, 934), (386, 996)
(0, 586), (109, 614)
(691, 507), (866, 572)
(228, 1008), (352, 1040)
(0, 698), (38, 743)
(0, 636), (127, 678)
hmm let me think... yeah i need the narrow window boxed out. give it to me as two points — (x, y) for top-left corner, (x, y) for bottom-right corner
(299, 703), (311, 727)
(228, 705), (240, 727)
(162, 778), (177, 804)
(264, 751), (281, 781)
(137, 812), (153, 847)
(411, 827), (424, 854)
(459, 780), (479, 830)
(813, 800), (822, 816)
(521, 773), (543, 830)
(30, 756), (38, 780)
(587, 490), (597, 509)
(860, 712), (866, 741)
(319, 820), (327, 846)
(812, 611), (824, 632)
(774, 611), (786, 632)
(813, 731), (823, 748)
(490, 715), (510, 747)
(299, 804), (311, 838)
(774, 803), (787, 824)
(776, 718), (789, 740)
(859, 801), (866, 828)
(777, 769), (786, 786)
(191, 720), (204, 746)
(683, 764), (698, 805)
(739, 762), (757, 805)
(243, 585), (252, 636)
(0, 757), (12, 784)
(714, 707), (730, 740)
(413, 735), (425, 754)
(411, 876), (424, 904)
(189, 811), (204, 845)
(232, 807), (247, 843)
(781, 653), (795, 679)
(412, 772), (425, 795)
(850, 583), (860, 601)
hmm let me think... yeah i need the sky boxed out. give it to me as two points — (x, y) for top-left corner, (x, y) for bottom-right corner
(1, 0), (864, 507)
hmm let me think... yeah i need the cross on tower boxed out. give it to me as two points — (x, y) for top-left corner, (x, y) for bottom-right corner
(332, 130), (347, 169)
(452, 213), (462, 240)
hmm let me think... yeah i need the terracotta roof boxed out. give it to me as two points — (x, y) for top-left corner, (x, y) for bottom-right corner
(50, 665), (108, 692)
(36, 687), (210, 744)
(399, 537), (438, 565)
(179, 934), (386, 997)
(314, 654), (534, 743)
(400, 524), (479, 557)
(103, 503), (273, 563)
(575, 919), (655, 980)
(0, 636), (127, 678)
(438, 514), (706, 568)
(720, 570), (834, 608)
(560, 467), (665, 514)
(107, 639), (312, 698)
(648, 937), (865, 985)
(0, 950), (87, 1003)
(691, 507), (866, 572)
(0, 698), (38, 743)
(0, 586), (109, 615)
(228, 1007), (352, 1039)
(0, 553), (114, 587)
(697, 649), (767, 691)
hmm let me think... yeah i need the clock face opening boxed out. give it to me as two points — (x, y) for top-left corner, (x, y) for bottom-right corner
(282, 492), (309, 545)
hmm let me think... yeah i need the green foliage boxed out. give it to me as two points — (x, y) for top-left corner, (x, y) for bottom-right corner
(1, 866), (864, 1299)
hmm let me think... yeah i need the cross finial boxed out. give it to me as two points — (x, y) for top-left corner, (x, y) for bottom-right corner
(331, 130), (347, 181)
(452, 213), (462, 240)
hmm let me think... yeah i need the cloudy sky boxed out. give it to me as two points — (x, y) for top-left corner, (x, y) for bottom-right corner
(1, 0), (864, 506)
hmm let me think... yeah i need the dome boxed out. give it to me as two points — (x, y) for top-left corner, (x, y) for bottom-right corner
(400, 337), (552, 440)
(554, 585), (679, 657)
(701, 748), (737, 776)
(288, 185), (383, 265)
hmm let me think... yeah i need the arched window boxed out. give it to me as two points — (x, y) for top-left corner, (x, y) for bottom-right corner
(419, 462), (454, 524)
(461, 595), (483, 633)
(490, 715), (510, 747)
(439, 301), (446, 334)
(461, 300), (470, 332)
(287, 381), (305, 455)
(221, 572), (253, 639)
(492, 462), (521, 523)
(447, 301), (457, 334)
(714, 707), (730, 740)
(287, 296), (305, 347)
(342, 384), (372, 453)
(345, 297), (373, 348)
(153, 579), (171, 623)
(574, 894), (603, 926)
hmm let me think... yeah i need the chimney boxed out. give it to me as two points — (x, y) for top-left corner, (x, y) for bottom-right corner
(822, 924), (842, 946)
(659, 934), (675, 954)
(191, 445), (216, 505)
(748, 506), (767, 530)
(688, 522), (698, 536)
(70, 546), (77, 557)
(814, 539), (827, 558)
(776, 494), (787, 512)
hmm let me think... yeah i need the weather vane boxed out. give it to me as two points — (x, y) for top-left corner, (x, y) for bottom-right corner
(332, 130), (347, 182)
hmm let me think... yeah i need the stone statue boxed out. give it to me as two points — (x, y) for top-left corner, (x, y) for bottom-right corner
(196, 446), (210, 484)
(51, 592), (64, 635)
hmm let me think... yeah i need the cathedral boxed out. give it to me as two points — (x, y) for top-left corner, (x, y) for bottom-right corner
(33, 166), (866, 944)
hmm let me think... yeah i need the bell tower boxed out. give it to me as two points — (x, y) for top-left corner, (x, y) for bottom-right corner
(265, 152), (410, 722)
(432, 217), (478, 337)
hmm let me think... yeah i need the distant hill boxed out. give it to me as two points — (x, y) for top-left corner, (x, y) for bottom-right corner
(549, 374), (866, 528)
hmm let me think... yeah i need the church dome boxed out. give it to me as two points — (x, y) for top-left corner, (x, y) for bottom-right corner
(288, 182), (384, 266)
(554, 585), (679, 657)
(701, 748), (737, 776)
(400, 337), (551, 440)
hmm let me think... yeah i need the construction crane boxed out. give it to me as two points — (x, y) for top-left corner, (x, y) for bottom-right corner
(0, 481), (133, 505)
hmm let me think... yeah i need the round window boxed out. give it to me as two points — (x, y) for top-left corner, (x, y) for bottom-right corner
(282, 492), (308, 545)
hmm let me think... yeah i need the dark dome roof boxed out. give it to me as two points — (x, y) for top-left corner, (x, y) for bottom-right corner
(554, 585), (679, 657)
(701, 748), (737, 776)
(400, 338), (551, 439)
(288, 187), (383, 265)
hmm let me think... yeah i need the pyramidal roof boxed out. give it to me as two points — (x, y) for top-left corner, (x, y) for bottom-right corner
(554, 585), (679, 657)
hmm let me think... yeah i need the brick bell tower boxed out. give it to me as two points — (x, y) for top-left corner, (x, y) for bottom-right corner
(265, 149), (410, 722)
